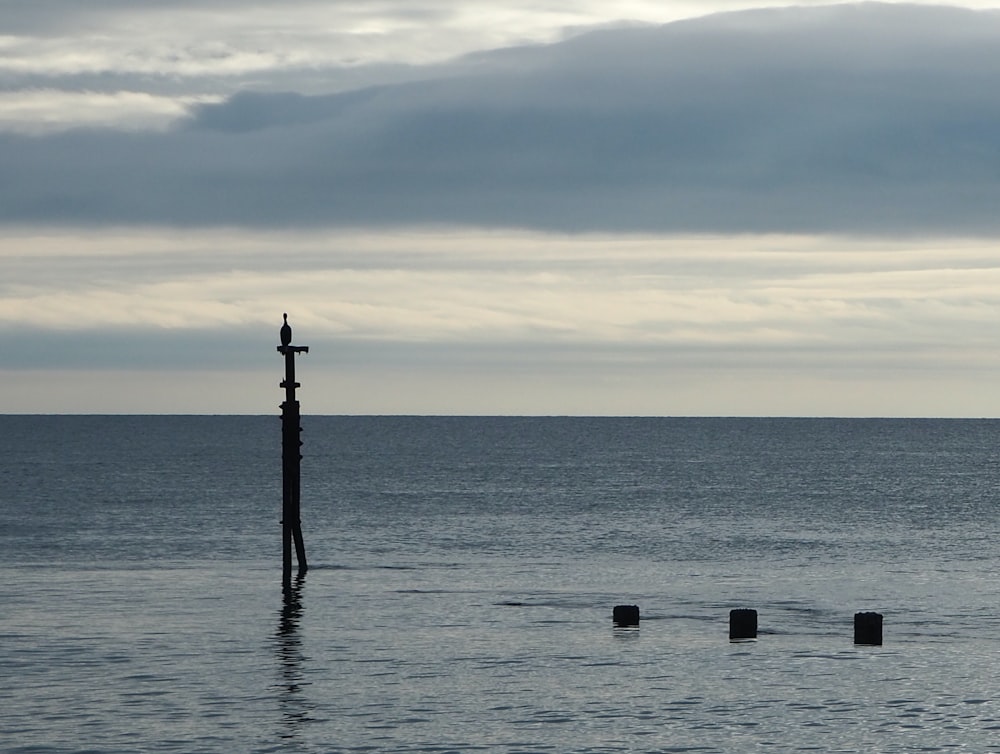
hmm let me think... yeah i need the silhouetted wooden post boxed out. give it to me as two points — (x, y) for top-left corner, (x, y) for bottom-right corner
(278, 313), (309, 585)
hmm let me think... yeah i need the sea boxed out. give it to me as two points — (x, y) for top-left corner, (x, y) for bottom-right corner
(1, 415), (999, 753)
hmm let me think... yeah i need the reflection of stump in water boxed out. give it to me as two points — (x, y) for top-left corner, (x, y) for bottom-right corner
(275, 575), (312, 739)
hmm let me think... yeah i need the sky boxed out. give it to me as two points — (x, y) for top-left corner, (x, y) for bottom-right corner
(4, 0), (1000, 416)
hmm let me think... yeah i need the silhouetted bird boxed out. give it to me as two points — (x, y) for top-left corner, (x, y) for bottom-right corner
(280, 313), (292, 346)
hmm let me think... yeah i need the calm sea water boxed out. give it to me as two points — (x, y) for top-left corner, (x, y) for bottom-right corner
(1, 416), (999, 753)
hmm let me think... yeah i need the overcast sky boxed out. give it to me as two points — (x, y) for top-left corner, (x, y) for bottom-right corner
(4, 1), (1000, 416)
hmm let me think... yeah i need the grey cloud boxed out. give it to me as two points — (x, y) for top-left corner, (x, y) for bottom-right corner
(185, 90), (381, 133)
(0, 327), (270, 370)
(0, 326), (927, 372)
(0, 0), (213, 34)
(4, 3), (1000, 234)
(0, 0), (451, 36)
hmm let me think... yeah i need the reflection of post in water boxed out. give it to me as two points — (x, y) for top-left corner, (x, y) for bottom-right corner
(275, 574), (312, 739)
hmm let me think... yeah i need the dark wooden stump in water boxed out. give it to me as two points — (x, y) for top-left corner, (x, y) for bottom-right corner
(854, 611), (883, 645)
(729, 608), (758, 640)
(613, 604), (640, 627)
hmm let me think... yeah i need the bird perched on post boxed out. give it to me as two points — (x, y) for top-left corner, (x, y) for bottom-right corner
(280, 313), (292, 347)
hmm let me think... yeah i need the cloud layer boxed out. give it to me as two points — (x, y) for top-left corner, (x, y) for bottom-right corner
(3, 3), (1000, 235)
(6, 3), (1000, 416)
(4, 226), (1000, 401)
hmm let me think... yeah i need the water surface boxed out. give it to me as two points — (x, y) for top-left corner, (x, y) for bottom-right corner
(2, 416), (998, 752)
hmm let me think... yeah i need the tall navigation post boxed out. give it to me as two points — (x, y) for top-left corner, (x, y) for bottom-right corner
(278, 313), (309, 585)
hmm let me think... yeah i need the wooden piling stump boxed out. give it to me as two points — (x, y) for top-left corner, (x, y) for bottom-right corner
(854, 611), (883, 645)
(613, 604), (640, 627)
(729, 608), (758, 640)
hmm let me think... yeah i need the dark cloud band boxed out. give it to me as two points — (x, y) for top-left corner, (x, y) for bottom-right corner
(3, 3), (1000, 235)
